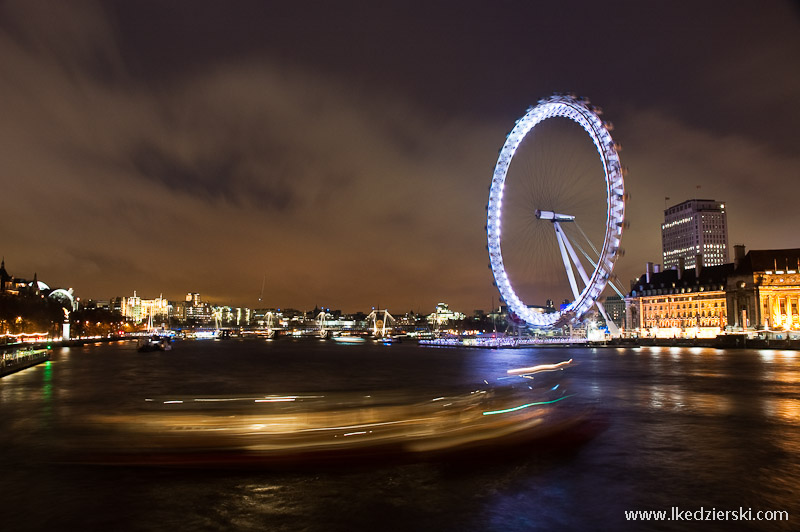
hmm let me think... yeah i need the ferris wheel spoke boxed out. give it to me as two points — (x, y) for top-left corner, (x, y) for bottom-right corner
(561, 223), (601, 276)
(574, 221), (601, 260)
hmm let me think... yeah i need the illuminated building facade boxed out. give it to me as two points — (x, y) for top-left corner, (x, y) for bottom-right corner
(427, 303), (466, 326)
(626, 261), (731, 338)
(121, 292), (142, 322)
(121, 291), (171, 324)
(626, 247), (800, 337)
(215, 306), (252, 326)
(662, 199), (728, 269)
(171, 300), (186, 322)
(726, 246), (800, 332)
(0, 259), (37, 296)
(185, 293), (212, 324)
(602, 295), (625, 329)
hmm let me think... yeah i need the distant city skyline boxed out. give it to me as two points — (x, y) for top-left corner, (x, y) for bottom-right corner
(2, 1), (798, 312)
(1, 257), (478, 315)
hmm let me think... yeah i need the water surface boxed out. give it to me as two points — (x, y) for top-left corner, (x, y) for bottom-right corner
(1, 340), (798, 531)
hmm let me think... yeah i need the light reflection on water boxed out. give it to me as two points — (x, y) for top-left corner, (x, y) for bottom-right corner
(0, 340), (798, 531)
(764, 397), (800, 424)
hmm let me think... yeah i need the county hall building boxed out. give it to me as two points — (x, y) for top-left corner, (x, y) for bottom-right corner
(626, 246), (800, 338)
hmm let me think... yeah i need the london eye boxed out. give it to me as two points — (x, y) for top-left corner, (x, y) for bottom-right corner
(486, 94), (626, 328)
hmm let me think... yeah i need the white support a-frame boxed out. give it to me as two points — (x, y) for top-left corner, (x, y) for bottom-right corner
(554, 221), (580, 300)
(552, 219), (621, 337)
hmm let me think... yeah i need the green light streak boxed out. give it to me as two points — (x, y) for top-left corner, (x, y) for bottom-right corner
(42, 360), (53, 402)
(482, 394), (574, 416)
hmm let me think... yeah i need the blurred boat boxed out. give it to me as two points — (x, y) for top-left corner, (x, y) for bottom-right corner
(57, 360), (596, 467)
(332, 335), (366, 344)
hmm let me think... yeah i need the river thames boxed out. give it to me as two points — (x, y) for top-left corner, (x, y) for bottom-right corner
(1, 340), (798, 531)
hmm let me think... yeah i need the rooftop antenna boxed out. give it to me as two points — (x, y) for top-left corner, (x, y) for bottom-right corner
(258, 273), (265, 305)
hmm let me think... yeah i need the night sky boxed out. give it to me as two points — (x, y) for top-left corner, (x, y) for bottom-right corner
(2, 0), (798, 313)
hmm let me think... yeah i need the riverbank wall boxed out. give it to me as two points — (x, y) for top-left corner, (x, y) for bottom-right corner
(602, 335), (800, 350)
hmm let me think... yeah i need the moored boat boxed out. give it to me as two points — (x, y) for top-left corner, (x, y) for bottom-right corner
(138, 336), (172, 352)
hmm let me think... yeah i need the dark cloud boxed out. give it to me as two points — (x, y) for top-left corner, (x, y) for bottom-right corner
(1, 0), (798, 313)
(0, 2), (121, 73)
(129, 141), (295, 212)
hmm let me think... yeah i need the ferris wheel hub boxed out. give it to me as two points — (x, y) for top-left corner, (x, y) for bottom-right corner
(535, 210), (575, 222)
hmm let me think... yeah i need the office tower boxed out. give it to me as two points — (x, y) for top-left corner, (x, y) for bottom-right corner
(662, 199), (728, 269)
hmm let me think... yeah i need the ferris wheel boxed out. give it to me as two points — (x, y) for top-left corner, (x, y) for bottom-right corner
(486, 94), (626, 328)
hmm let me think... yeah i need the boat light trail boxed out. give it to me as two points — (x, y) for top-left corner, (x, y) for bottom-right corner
(482, 394), (574, 416)
(507, 359), (573, 376)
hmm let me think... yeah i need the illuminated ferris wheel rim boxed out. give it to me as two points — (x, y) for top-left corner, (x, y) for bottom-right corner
(486, 94), (626, 327)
